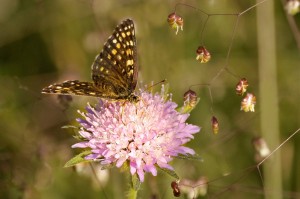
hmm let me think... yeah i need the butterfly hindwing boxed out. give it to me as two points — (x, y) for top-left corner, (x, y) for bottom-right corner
(42, 80), (123, 98)
(42, 19), (138, 101)
(42, 80), (94, 96)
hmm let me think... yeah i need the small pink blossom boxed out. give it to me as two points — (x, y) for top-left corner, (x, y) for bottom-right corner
(72, 86), (200, 182)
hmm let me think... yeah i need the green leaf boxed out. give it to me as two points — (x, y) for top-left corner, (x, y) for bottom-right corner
(158, 167), (179, 180)
(131, 173), (141, 191)
(61, 125), (79, 129)
(176, 153), (203, 161)
(64, 150), (93, 168)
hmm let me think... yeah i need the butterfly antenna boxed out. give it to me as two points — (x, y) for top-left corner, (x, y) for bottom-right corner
(136, 79), (167, 105)
(144, 79), (167, 92)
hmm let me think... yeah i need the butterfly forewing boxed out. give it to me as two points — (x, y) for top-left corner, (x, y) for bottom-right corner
(91, 19), (138, 94)
(42, 19), (138, 101)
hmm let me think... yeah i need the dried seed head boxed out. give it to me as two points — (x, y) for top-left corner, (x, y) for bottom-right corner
(167, 13), (177, 24)
(184, 89), (198, 108)
(167, 12), (184, 34)
(196, 46), (211, 63)
(285, 0), (300, 15)
(252, 137), (271, 162)
(171, 181), (181, 197)
(211, 116), (219, 134)
(241, 93), (256, 112)
(236, 78), (249, 96)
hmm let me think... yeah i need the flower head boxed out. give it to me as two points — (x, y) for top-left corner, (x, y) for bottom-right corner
(72, 86), (200, 182)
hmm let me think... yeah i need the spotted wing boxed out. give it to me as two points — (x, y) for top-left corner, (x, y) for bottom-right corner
(41, 80), (124, 98)
(41, 19), (138, 99)
(91, 19), (138, 99)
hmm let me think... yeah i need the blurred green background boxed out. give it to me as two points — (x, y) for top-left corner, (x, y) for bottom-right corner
(0, 0), (299, 198)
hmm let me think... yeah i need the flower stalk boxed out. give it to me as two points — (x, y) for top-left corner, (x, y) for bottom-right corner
(127, 188), (137, 199)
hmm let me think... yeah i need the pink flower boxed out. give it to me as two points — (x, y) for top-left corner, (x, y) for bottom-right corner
(72, 86), (200, 182)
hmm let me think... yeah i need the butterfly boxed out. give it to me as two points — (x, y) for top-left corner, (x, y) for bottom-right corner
(42, 19), (139, 102)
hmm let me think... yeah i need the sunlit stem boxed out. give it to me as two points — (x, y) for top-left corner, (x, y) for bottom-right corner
(256, 0), (282, 198)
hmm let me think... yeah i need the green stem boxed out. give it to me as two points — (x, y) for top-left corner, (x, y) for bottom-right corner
(127, 173), (141, 199)
(127, 187), (138, 199)
(256, 0), (282, 199)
